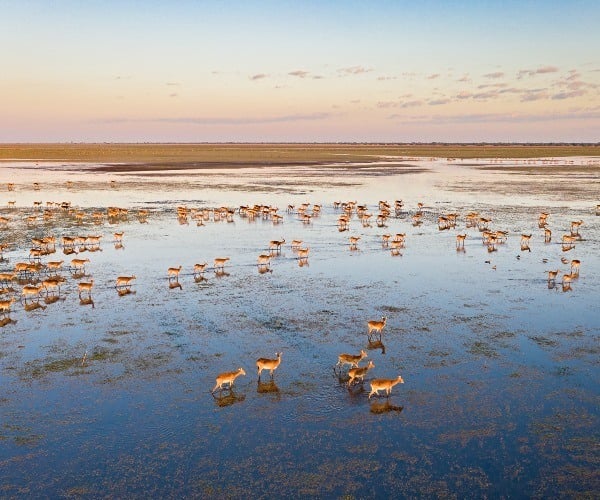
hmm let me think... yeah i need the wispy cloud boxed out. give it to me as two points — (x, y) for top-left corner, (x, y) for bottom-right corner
(165, 82), (181, 87)
(457, 74), (471, 82)
(517, 65), (559, 79)
(552, 89), (587, 100)
(96, 113), (332, 125)
(428, 98), (450, 106)
(376, 76), (397, 81)
(289, 70), (309, 78)
(249, 73), (269, 81)
(520, 89), (549, 102)
(388, 110), (600, 124)
(483, 71), (504, 79)
(168, 93), (178, 98)
(427, 73), (440, 80)
(401, 100), (424, 109)
(337, 65), (373, 75)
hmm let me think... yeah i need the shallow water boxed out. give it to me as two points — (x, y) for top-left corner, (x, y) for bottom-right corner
(0, 158), (599, 497)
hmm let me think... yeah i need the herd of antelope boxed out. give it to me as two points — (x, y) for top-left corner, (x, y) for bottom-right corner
(0, 180), (596, 406)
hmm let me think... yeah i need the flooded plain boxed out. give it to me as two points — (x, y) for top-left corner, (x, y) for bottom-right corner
(0, 156), (599, 497)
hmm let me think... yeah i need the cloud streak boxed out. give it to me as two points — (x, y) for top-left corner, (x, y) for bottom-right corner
(96, 113), (333, 126)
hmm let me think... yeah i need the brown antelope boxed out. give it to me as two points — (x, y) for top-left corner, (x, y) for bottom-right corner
(78, 280), (94, 298)
(167, 266), (183, 279)
(337, 349), (367, 369)
(348, 360), (375, 386)
(596, 204), (600, 216)
(212, 367), (246, 392)
(570, 259), (581, 276)
(562, 272), (576, 285)
(381, 234), (391, 247)
(257, 254), (271, 268)
(0, 297), (16, 315)
(544, 227), (552, 243)
(297, 247), (310, 261)
(388, 240), (402, 256)
(22, 284), (43, 302)
(193, 263), (208, 276)
(290, 239), (303, 249)
(547, 270), (561, 282)
(214, 257), (230, 270)
(562, 234), (576, 249)
(456, 234), (467, 249)
(269, 238), (285, 252)
(367, 316), (387, 338)
(46, 260), (64, 273)
(115, 275), (136, 289)
(42, 278), (62, 296)
(570, 220), (583, 234)
(368, 375), (405, 398)
(71, 258), (90, 272)
(349, 236), (360, 250)
(113, 231), (124, 243)
(538, 212), (549, 228)
(0, 272), (16, 284)
(520, 234), (532, 251)
(256, 352), (282, 379)
(7, 183), (15, 191)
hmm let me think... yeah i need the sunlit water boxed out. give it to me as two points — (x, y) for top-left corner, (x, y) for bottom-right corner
(0, 158), (599, 497)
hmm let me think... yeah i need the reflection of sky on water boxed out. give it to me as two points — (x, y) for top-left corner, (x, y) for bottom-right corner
(0, 157), (599, 497)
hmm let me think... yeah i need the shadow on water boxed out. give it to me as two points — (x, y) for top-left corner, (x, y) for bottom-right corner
(212, 389), (246, 407)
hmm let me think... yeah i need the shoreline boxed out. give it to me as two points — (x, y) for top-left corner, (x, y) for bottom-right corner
(1, 143), (599, 164)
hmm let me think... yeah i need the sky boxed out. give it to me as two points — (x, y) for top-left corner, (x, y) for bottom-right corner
(0, 0), (599, 142)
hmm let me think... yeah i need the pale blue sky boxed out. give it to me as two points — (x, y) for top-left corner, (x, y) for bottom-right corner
(1, 0), (598, 141)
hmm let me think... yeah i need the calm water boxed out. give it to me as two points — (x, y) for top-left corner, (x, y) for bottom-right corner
(0, 158), (599, 497)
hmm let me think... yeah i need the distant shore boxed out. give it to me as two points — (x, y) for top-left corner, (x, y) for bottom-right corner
(0, 143), (598, 165)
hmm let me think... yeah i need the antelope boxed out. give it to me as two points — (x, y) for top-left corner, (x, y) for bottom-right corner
(214, 257), (230, 270)
(596, 204), (600, 216)
(167, 266), (183, 279)
(570, 259), (581, 276)
(562, 234), (576, 249)
(348, 360), (375, 386)
(520, 234), (532, 251)
(381, 234), (391, 247)
(33, 182), (40, 191)
(390, 240), (403, 256)
(113, 231), (124, 243)
(71, 258), (90, 272)
(269, 238), (285, 253)
(562, 272), (576, 285)
(78, 280), (94, 298)
(46, 260), (64, 273)
(0, 272), (16, 284)
(297, 247), (310, 261)
(349, 236), (360, 250)
(257, 254), (271, 268)
(570, 220), (583, 234)
(367, 316), (387, 338)
(22, 284), (43, 302)
(7, 200), (15, 208)
(0, 297), (16, 315)
(212, 367), (246, 393)
(544, 227), (552, 243)
(368, 375), (405, 398)
(115, 275), (136, 288)
(7, 183), (15, 191)
(193, 263), (208, 276)
(547, 270), (561, 282)
(256, 352), (282, 379)
(290, 239), (303, 249)
(337, 349), (367, 369)
(456, 234), (467, 249)
(0, 216), (9, 227)
(42, 278), (61, 296)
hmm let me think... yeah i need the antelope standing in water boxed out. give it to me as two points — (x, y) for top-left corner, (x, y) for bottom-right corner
(570, 259), (581, 276)
(115, 275), (136, 289)
(349, 236), (360, 250)
(570, 220), (583, 235)
(78, 280), (94, 298)
(269, 238), (285, 253)
(456, 234), (467, 249)
(256, 353), (282, 379)
(546, 270), (561, 282)
(257, 254), (271, 269)
(21, 284), (44, 302)
(212, 367), (246, 392)
(71, 258), (90, 272)
(367, 316), (387, 338)
(193, 263), (208, 277)
(336, 349), (367, 369)
(167, 266), (183, 279)
(538, 212), (549, 228)
(297, 247), (310, 262)
(368, 375), (405, 398)
(348, 360), (375, 386)
(520, 234), (532, 251)
(544, 227), (552, 243)
(214, 257), (230, 271)
(0, 297), (16, 316)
